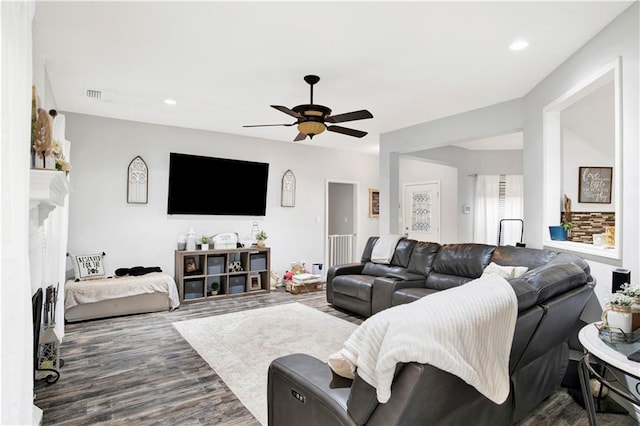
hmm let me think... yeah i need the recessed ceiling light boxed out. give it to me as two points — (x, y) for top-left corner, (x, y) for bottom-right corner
(164, 98), (177, 105)
(509, 39), (529, 51)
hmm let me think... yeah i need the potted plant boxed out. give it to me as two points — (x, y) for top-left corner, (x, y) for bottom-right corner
(201, 235), (211, 251)
(256, 231), (268, 248)
(602, 293), (634, 334)
(562, 221), (575, 239)
(209, 281), (220, 296)
(620, 283), (640, 332)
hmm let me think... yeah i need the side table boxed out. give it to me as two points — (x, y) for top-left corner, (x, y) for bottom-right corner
(577, 323), (640, 425)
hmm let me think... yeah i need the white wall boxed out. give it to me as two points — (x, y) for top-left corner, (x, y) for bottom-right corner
(409, 145), (523, 242)
(522, 3), (638, 297)
(381, 3), (638, 298)
(561, 82), (615, 212)
(379, 98), (524, 236)
(398, 157), (458, 243)
(64, 113), (379, 278)
(380, 7), (639, 415)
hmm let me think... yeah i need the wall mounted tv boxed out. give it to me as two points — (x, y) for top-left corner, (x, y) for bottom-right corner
(167, 152), (269, 216)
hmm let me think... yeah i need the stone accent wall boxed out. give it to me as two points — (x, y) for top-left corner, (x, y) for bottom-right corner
(563, 211), (615, 243)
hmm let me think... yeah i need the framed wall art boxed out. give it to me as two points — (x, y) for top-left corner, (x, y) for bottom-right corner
(184, 256), (197, 274)
(127, 156), (148, 204)
(281, 169), (296, 207)
(249, 274), (261, 291)
(369, 188), (380, 218)
(578, 166), (612, 203)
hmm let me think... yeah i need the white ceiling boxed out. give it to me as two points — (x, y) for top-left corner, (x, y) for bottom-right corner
(33, 1), (634, 154)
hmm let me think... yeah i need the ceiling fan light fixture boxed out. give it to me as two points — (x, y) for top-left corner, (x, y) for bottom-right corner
(297, 121), (326, 136)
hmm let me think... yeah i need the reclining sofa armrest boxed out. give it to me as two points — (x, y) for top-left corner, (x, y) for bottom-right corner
(519, 262), (590, 305)
(268, 353), (357, 426)
(328, 263), (365, 281)
(327, 263), (366, 303)
(371, 276), (426, 315)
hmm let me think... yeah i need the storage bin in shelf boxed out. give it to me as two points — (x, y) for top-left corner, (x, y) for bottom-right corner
(229, 275), (246, 294)
(250, 252), (267, 270)
(207, 255), (226, 275)
(184, 278), (205, 300)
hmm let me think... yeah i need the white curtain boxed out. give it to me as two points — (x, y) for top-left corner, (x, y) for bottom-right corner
(473, 175), (501, 244)
(473, 175), (524, 245)
(1, 1), (36, 424)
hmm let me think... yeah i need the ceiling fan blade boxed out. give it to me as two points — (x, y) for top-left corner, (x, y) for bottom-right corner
(326, 109), (373, 124)
(271, 105), (302, 118)
(293, 132), (308, 142)
(327, 125), (368, 138)
(243, 123), (296, 128)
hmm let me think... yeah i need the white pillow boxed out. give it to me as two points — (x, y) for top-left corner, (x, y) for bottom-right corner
(71, 253), (106, 281)
(481, 262), (528, 279)
(512, 266), (529, 278)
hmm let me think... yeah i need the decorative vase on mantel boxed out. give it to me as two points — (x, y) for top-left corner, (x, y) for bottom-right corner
(257, 240), (266, 248)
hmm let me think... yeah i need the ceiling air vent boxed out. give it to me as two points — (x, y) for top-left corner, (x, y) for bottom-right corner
(85, 89), (102, 99)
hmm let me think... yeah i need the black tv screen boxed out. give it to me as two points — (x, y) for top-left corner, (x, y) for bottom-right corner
(167, 152), (269, 216)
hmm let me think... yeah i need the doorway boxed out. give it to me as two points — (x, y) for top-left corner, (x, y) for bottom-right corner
(403, 181), (441, 242)
(326, 181), (357, 268)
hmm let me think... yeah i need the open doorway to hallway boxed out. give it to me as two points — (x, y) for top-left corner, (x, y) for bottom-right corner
(326, 181), (357, 269)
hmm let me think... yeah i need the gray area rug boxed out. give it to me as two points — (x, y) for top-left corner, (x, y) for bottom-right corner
(173, 302), (358, 425)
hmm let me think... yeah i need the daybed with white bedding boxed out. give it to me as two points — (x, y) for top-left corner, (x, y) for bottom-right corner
(64, 272), (180, 322)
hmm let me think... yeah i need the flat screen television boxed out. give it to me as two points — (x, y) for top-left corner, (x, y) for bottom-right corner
(167, 152), (269, 216)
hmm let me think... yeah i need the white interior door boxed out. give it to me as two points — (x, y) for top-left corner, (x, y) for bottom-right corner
(403, 182), (441, 242)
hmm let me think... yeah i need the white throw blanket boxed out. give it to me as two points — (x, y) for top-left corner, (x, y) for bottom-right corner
(370, 234), (403, 264)
(65, 272), (180, 310)
(335, 275), (517, 404)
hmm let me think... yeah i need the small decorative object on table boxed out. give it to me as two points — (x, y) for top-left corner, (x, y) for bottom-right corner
(229, 260), (243, 273)
(200, 235), (211, 251)
(256, 230), (268, 248)
(597, 292), (639, 342)
(605, 226), (615, 247)
(619, 283), (640, 332)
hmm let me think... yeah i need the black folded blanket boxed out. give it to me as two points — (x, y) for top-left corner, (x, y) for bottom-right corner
(115, 266), (162, 277)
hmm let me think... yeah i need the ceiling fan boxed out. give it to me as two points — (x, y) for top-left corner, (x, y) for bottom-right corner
(243, 74), (373, 142)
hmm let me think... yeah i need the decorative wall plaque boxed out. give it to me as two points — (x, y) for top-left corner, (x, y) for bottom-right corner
(369, 188), (380, 218)
(281, 169), (296, 207)
(127, 156), (148, 204)
(578, 166), (612, 203)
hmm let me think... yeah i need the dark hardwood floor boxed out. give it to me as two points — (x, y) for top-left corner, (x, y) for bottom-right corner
(34, 289), (636, 425)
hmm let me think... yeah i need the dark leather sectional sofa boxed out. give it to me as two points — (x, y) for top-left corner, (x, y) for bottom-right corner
(268, 237), (594, 425)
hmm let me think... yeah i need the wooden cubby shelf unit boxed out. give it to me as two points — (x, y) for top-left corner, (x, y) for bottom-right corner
(175, 247), (270, 303)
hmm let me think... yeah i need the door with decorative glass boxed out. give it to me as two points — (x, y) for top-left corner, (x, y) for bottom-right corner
(403, 182), (440, 242)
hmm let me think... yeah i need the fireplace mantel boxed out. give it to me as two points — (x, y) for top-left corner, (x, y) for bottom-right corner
(30, 169), (70, 226)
